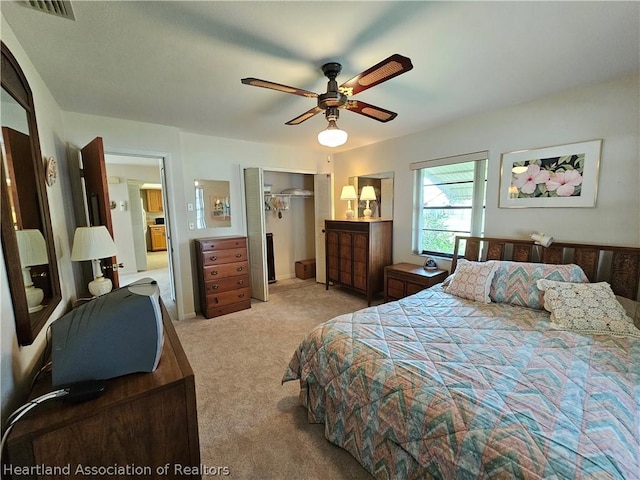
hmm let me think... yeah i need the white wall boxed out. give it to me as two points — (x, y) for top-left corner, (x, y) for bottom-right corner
(334, 74), (640, 267)
(0, 20), (76, 425)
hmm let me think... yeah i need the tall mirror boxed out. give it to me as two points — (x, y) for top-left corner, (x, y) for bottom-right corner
(349, 172), (394, 218)
(1, 42), (61, 345)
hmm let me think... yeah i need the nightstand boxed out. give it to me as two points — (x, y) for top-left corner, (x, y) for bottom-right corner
(384, 263), (448, 302)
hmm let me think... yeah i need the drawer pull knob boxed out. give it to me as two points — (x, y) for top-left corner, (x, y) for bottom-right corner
(237, 267), (243, 272)
(213, 298), (219, 304)
(213, 285), (219, 290)
(210, 256), (217, 261)
(237, 280), (244, 285)
(235, 253), (242, 258)
(238, 293), (244, 298)
(211, 271), (218, 276)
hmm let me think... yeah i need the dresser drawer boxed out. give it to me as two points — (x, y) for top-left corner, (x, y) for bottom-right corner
(204, 274), (250, 295)
(204, 300), (252, 319)
(205, 287), (251, 308)
(198, 237), (247, 252)
(200, 248), (247, 267)
(203, 261), (248, 280)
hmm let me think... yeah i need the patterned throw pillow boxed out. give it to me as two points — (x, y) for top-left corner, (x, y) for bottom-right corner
(444, 260), (498, 303)
(537, 279), (640, 338)
(489, 261), (588, 309)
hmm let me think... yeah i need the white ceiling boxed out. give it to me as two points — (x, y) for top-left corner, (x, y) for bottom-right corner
(2, 1), (639, 153)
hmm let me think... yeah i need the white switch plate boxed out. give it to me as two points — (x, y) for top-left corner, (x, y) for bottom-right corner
(188, 222), (195, 230)
(187, 202), (194, 212)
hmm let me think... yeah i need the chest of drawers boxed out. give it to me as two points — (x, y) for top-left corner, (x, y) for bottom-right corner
(325, 219), (393, 306)
(194, 236), (251, 318)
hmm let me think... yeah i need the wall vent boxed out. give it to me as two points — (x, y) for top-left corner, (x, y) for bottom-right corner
(22, 1), (75, 21)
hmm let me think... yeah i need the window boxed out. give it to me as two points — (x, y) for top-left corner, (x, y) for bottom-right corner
(411, 151), (487, 257)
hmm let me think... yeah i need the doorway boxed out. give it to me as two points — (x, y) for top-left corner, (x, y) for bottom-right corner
(243, 167), (332, 302)
(104, 153), (175, 311)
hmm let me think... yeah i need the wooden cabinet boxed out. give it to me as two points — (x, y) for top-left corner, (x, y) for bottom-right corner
(384, 263), (448, 302)
(149, 225), (167, 251)
(195, 236), (251, 318)
(325, 219), (393, 305)
(6, 299), (201, 479)
(146, 188), (163, 212)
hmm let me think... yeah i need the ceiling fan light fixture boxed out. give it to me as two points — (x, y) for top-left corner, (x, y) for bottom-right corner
(317, 119), (348, 148)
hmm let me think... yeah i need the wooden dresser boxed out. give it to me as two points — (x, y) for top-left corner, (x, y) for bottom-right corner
(325, 219), (393, 305)
(384, 263), (448, 302)
(194, 236), (251, 318)
(6, 299), (201, 479)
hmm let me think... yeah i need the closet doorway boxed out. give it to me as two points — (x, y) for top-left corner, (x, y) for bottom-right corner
(244, 167), (332, 301)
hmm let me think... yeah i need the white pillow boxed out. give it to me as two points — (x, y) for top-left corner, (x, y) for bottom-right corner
(537, 279), (640, 338)
(444, 260), (498, 303)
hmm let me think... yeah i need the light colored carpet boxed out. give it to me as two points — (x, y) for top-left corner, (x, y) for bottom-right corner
(173, 280), (378, 479)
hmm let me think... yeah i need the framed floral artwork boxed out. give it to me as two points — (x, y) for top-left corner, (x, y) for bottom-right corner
(499, 139), (602, 208)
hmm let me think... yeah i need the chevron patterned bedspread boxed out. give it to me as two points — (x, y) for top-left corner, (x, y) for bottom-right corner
(283, 285), (640, 479)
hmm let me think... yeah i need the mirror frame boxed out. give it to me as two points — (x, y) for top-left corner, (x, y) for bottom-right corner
(1, 42), (61, 345)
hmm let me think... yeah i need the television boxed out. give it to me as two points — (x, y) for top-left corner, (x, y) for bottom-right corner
(51, 278), (164, 388)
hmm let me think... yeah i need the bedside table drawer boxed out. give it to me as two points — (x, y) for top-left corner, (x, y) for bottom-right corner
(384, 263), (448, 302)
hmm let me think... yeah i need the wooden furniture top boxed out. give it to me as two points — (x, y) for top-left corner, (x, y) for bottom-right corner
(385, 263), (447, 278)
(8, 298), (194, 442)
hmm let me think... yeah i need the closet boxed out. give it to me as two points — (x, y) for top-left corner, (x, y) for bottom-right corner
(244, 168), (332, 301)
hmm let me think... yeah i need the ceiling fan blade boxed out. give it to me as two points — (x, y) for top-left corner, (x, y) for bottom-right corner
(241, 78), (318, 98)
(344, 100), (397, 122)
(339, 54), (413, 96)
(285, 106), (324, 125)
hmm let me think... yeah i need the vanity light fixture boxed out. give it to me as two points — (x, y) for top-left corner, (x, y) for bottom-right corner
(360, 185), (377, 219)
(16, 229), (49, 312)
(340, 185), (358, 219)
(317, 108), (347, 148)
(71, 226), (118, 296)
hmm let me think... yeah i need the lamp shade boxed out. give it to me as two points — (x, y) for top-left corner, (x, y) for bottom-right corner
(16, 229), (48, 267)
(360, 185), (377, 201)
(340, 185), (357, 201)
(71, 226), (118, 261)
(317, 120), (348, 148)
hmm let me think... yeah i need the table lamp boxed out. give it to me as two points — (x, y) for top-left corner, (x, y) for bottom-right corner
(16, 229), (49, 312)
(340, 185), (358, 219)
(360, 185), (377, 219)
(71, 226), (118, 296)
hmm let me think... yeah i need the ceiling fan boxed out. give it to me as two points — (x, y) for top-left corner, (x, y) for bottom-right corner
(241, 54), (413, 146)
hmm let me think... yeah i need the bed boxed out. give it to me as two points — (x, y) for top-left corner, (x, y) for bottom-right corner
(283, 236), (640, 479)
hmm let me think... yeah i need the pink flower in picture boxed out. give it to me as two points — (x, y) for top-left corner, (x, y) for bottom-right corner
(512, 164), (551, 195)
(546, 170), (583, 196)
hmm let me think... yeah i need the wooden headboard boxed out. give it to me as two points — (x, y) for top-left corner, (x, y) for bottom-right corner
(452, 236), (640, 301)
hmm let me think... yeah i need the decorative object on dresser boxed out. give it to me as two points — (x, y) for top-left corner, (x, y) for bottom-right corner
(384, 262), (448, 302)
(194, 236), (251, 318)
(70, 226), (119, 296)
(5, 297), (201, 478)
(339, 185), (358, 219)
(325, 219), (392, 306)
(359, 185), (377, 219)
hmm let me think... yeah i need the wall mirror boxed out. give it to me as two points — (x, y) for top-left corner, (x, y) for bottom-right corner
(1, 42), (61, 345)
(194, 179), (231, 228)
(349, 172), (394, 219)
